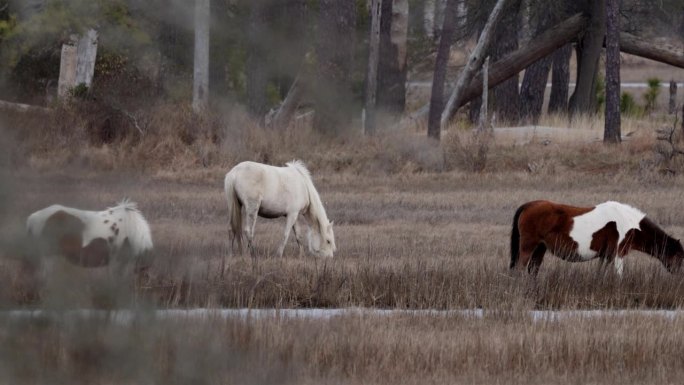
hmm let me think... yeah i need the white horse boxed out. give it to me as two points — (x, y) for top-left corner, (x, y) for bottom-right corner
(224, 160), (336, 258)
(26, 199), (153, 268)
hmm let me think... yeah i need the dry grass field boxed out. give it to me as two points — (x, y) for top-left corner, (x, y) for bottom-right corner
(3, 107), (684, 383)
(4, 312), (684, 385)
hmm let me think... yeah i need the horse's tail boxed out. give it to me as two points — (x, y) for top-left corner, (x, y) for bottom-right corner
(510, 203), (527, 269)
(224, 172), (243, 252)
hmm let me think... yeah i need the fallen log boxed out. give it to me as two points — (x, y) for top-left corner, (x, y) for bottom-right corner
(618, 32), (684, 69)
(0, 99), (51, 114)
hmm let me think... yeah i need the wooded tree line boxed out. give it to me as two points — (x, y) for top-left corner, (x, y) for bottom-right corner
(0, 0), (683, 141)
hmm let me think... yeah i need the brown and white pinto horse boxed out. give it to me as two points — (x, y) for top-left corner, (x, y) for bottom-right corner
(510, 200), (684, 276)
(26, 199), (153, 268)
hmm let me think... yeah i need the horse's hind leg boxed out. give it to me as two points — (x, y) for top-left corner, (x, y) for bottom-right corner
(242, 201), (260, 257)
(292, 219), (305, 257)
(512, 238), (540, 274)
(528, 244), (547, 276)
(276, 213), (299, 258)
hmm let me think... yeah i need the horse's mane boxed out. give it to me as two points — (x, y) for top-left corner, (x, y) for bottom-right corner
(286, 160), (329, 233)
(286, 160), (312, 181)
(110, 198), (141, 212)
(110, 198), (153, 255)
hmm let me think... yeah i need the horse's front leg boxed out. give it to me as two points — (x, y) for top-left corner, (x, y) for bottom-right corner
(598, 254), (623, 278)
(595, 257), (607, 277)
(613, 255), (625, 277)
(276, 213), (299, 258)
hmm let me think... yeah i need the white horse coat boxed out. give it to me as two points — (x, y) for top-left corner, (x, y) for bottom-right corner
(224, 160), (336, 258)
(26, 199), (153, 267)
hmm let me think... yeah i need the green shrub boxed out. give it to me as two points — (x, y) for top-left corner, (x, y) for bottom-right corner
(644, 77), (661, 112)
(595, 73), (605, 113)
(620, 91), (643, 117)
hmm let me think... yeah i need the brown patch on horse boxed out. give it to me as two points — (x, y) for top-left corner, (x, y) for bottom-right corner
(104, 220), (109, 224)
(79, 238), (110, 267)
(516, 201), (593, 262)
(590, 221), (619, 260)
(58, 234), (83, 263)
(42, 210), (85, 261)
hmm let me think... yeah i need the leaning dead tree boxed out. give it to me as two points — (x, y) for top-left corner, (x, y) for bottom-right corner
(415, 13), (588, 129)
(414, 11), (684, 132)
(270, 71), (306, 130)
(453, 13), (589, 112)
(438, 0), (510, 133)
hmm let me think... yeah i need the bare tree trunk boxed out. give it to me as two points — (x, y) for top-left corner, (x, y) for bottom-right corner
(519, 58), (551, 123)
(424, 0), (435, 39)
(604, 0), (620, 143)
(519, 0), (531, 46)
(246, 1), (269, 118)
(377, 0), (409, 117)
(440, 0), (511, 131)
(670, 80), (678, 115)
(548, 44), (572, 114)
(469, 98), (481, 124)
(58, 29), (98, 98)
(314, 0), (357, 135)
(364, 0), (383, 134)
(193, 0), (210, 112)
(569, 0), (606, 116)
(478, 57), (489, 131)
(519, 5), (554, 123)
(433, 0), (447, 39)
(58, 39), (78, 98)
(427, 0), (459, 140)
(491, 0), (521, 124)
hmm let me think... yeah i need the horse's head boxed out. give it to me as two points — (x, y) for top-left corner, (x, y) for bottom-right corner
(309, 221), (336, 258)
(662, 237), (684, 273)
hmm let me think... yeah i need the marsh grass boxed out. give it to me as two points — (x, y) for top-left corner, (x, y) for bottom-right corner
(3, 151), (684, 310)
(2, 312), (684, 384)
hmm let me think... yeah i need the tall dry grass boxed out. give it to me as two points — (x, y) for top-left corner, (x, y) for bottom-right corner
(2, 312), (684, 384)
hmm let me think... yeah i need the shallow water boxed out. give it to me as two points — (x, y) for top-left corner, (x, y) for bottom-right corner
(3, 308), (684, 323)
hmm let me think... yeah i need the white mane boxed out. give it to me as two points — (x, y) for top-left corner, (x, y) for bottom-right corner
(286, 160), (312, 180)
(286, 160), (329, 232)
(107, 199), (153, 256)
(109, 198), (140, 213)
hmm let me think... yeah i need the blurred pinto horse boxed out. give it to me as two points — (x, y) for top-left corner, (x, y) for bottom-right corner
(26, 199), (153, 269)
(510, 200), (684, 276)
